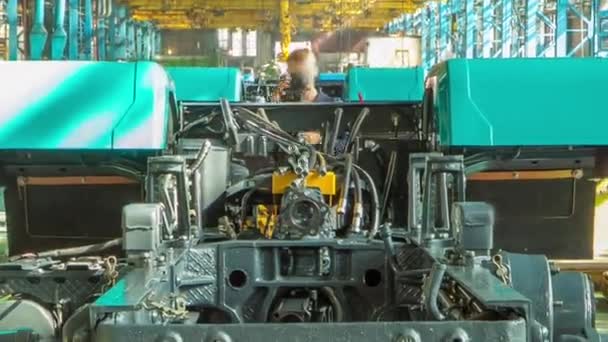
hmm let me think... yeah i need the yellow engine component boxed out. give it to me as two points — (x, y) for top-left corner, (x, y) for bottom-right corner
(272, 171), (336, 195)
(255, 204), (278, 239)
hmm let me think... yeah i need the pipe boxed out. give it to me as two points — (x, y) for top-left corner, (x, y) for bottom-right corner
(7, 0), (17, 60)
(423, 263), (447, 321)
(29, 0), (47, 60)
(51, 0), (67, 60)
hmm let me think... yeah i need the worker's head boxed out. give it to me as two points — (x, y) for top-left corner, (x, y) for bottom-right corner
(286, 49), (318, 92)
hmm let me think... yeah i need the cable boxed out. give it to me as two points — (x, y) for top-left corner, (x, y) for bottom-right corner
(11, 238), (122, 260)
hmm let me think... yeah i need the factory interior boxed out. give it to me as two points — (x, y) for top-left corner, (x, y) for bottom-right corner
(1, 0), (608, 341)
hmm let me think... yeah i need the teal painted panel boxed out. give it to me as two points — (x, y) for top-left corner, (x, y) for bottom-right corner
(0, 61), (172, 150)
(167, 67), (242, 102)
(346, 67), (424, 102)
(430, 58), (608, 146)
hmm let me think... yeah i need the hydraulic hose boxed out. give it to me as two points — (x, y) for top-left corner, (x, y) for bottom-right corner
(345, 107), (370, 152)
(189, 139), (212, 172)
(380, 151), (397, 221)
(328, 108), (343, 156)
(321, 287), (344, 322)
(423, 263), (447, 321)
(336, 154), (353, 226)
(350, 168), (363, 234)
(353, 164), (379, 240)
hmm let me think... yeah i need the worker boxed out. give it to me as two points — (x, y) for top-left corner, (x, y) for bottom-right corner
(274, 48), (335, 103)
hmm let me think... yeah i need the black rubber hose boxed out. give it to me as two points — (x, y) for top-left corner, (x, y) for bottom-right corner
(345, 107), (370, 151)
(380, 151), (397, 221)
(423, 263), (447, 321)
(328, 108), (343, 155)
(321, 287), (344, 322)
(352, 164), (380, 239)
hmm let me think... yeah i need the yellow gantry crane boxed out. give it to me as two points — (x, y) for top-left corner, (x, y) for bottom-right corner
(127, 0), (423, 56)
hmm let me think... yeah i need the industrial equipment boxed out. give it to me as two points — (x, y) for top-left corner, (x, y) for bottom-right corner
(0, 60), (602, 341)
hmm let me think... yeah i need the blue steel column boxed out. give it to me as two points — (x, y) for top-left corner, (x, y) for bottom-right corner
(525, 0), (539, 57)
(501, 0), (513, 57)
(135, 22), (143, 59)
(113, 5), (127, 60)
(420, 10), (429, 70)
(439, 2), (450, 58)
(68, 0), (79, 59)
(465, 0), (476, 58)
(555, 0), (568, 56)
(428, 4), (437, 66)
(7, 0), (17, 60)
(126, 19), (135, 59)
(481, 0), (492, 57)
(405, 14), (414, 35)
(83, 0), (93, 59)
(598, 0), (608, 55)
(30, 0), (47, 60)
(154, 28), (161, 55)
(51, 0), (67, 59)
(97, 0), (107, 60)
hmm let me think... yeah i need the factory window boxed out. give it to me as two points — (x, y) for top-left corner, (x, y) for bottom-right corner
(231, 29), (243, 57)
(246, 30), (257, 57)
(218, 28), (229, 50)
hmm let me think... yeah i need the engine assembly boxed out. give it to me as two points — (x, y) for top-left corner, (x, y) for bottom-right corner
(0, 61), (603, 342)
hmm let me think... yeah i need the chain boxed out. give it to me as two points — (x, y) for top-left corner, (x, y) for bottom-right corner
(100, 256), (119, 292)
(142, 296), (188, 321)
(492, 254), (511, 285)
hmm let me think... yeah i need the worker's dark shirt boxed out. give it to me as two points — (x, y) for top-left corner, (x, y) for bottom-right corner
(314, 90), (338, 103)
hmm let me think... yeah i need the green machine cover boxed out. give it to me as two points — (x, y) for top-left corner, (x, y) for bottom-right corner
(345, 67), (424, 102)
(166, 67), (242, 102)
(0, 61), (173, 150)
(429, 58), (608, 147)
